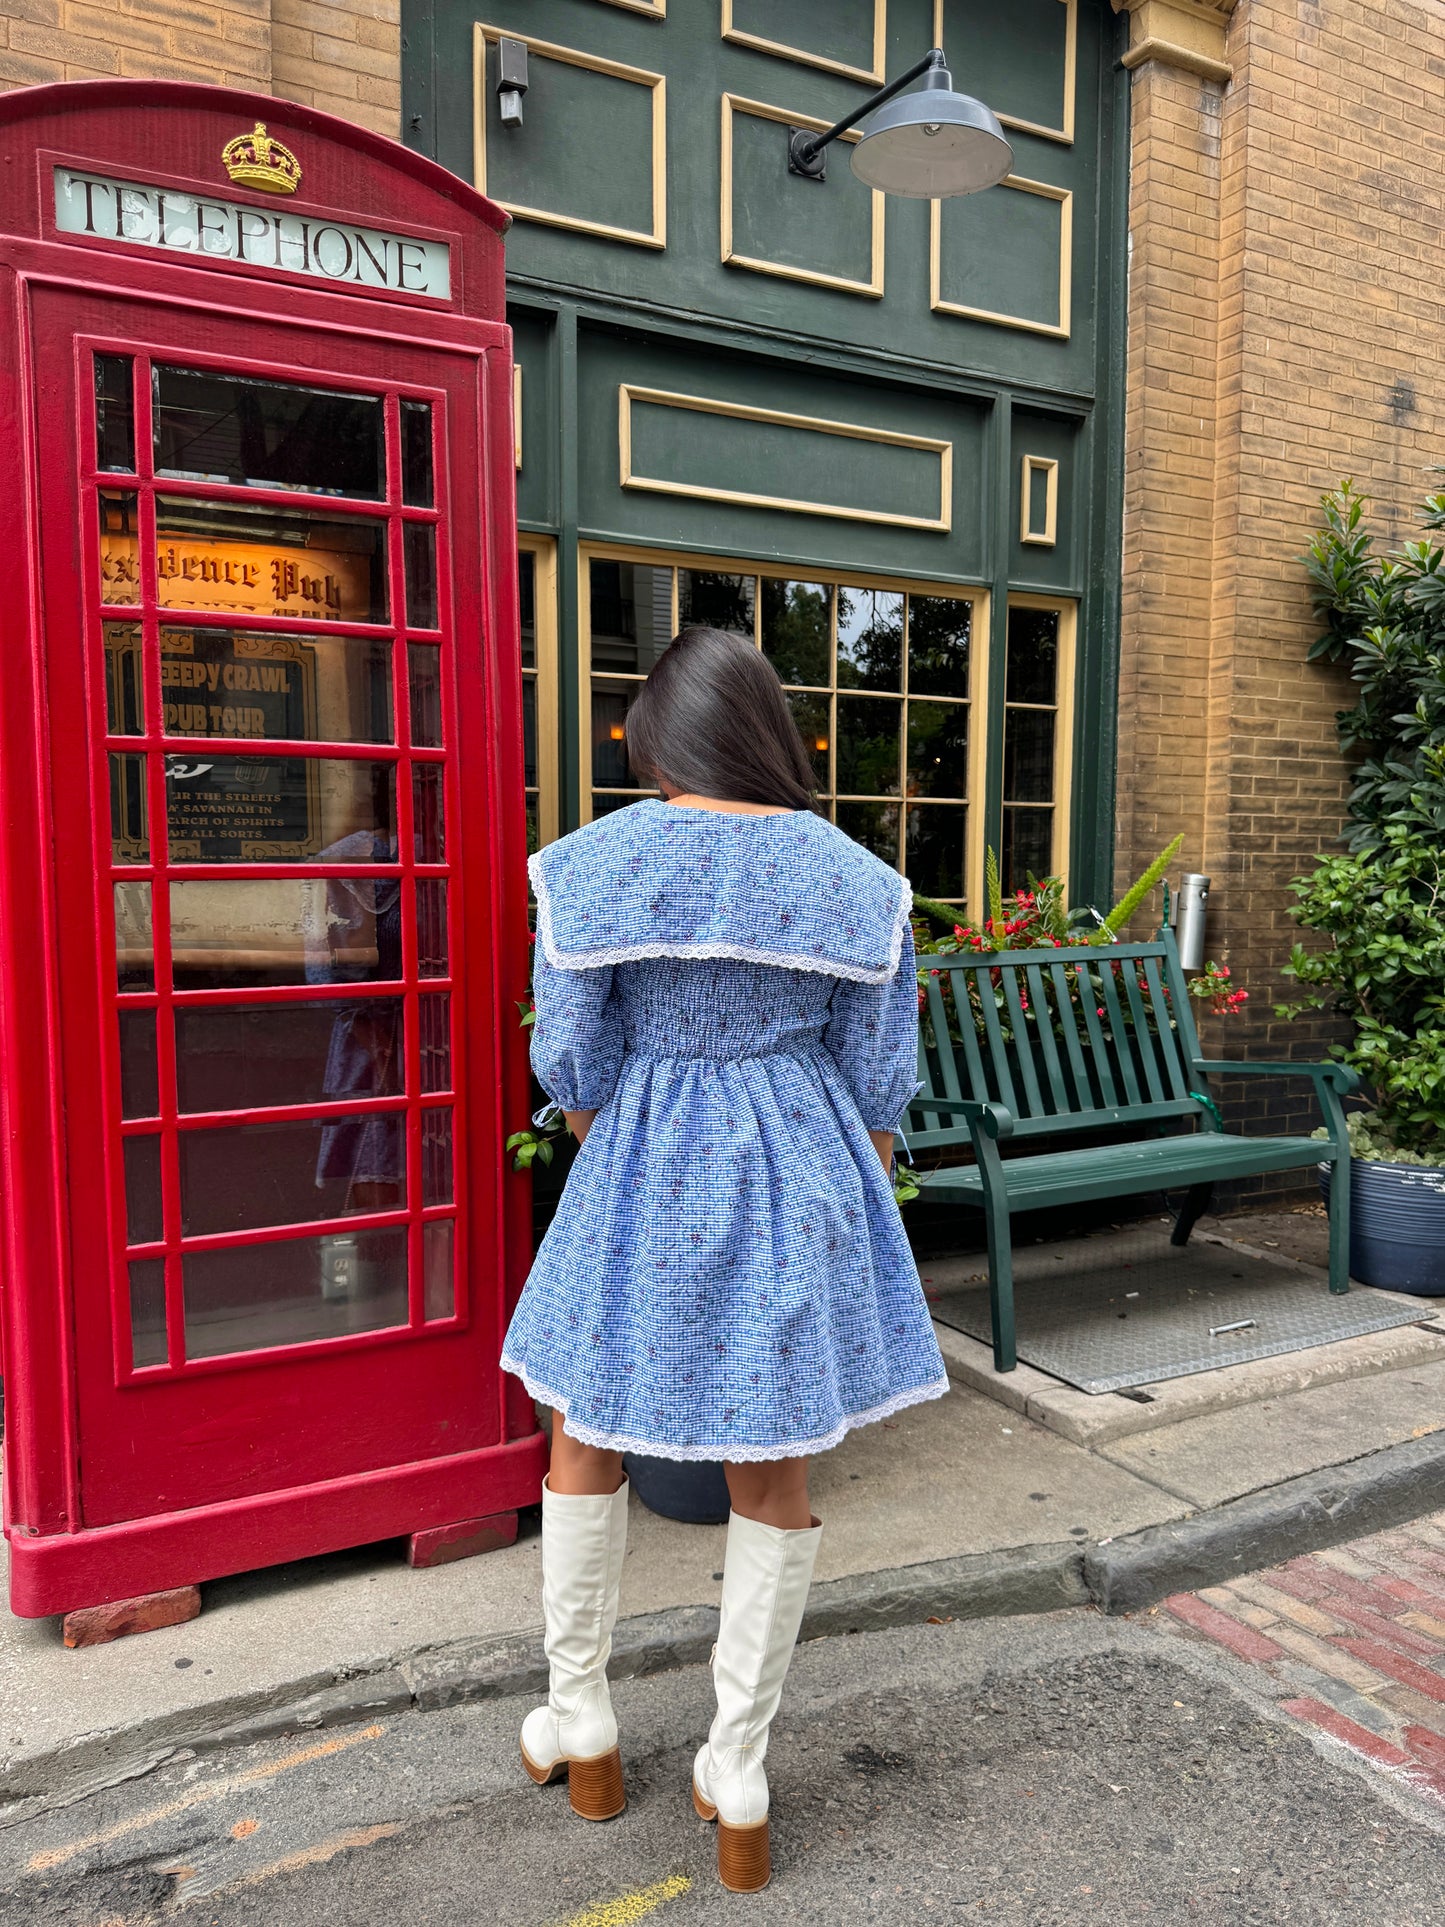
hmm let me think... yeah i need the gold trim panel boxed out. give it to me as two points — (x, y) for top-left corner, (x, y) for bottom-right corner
(618, 387), (953, 532)
(930, 177), (1073, 339)
(589, 0), (665, 16)
(520, 534), (561, 847)
(721, 0), (887, 86)
(1020, 454), (1059, 546)
(473, 25), (667, 250)
(720, 94), (885, 299)
(513, 364), (523, 472)
(933, 0), (1077, 144)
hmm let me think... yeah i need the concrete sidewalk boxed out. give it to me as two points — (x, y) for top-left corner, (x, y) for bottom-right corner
(3, 1208), (1443, 1818)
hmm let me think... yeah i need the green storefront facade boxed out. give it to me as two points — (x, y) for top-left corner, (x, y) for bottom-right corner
(404, 0), (1128, 914)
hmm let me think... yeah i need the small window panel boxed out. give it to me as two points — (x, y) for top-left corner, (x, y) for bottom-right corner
(1020, 455), (1059, 548)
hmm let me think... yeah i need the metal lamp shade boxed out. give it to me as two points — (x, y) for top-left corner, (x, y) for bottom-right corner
(849, 75), (1012, 198)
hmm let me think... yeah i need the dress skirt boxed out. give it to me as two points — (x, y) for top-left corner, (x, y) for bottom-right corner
(501, 953), (949, 1462)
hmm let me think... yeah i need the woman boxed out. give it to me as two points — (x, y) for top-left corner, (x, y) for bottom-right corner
(501, 626), (948, 1893)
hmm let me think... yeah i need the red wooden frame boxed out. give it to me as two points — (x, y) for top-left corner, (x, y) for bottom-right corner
(0, 82), (544, 1617)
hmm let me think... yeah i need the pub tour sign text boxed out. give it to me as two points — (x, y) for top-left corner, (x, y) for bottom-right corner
(54, 165), (452, 299)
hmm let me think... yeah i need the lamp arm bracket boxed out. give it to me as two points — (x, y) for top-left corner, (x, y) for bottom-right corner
(787, 46), (947, 180)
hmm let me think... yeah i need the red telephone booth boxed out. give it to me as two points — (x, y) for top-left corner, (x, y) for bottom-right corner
(0, 80), (545, 1618)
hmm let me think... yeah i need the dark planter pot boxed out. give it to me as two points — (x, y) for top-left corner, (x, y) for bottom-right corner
(623, 1453), (731, 1525)
(1319, 1159), (1445, 1296)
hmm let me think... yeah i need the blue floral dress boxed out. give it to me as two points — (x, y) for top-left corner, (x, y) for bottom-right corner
(501, 801), (949, 1462)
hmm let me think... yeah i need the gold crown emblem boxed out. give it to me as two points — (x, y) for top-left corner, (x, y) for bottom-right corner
(221, 122), (301, 195)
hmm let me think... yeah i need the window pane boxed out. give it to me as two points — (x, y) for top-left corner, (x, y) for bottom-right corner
(424, 1219), (455, 1321)
(678, 570), (755, 640)
(175, 997), (403, 1114)
(180, 1113), (404, 1236)
(1003, 709), (1056, 803)
(836, 801), (900, 868)
(1006, 607), (1060, 704)
(522, 677), (538, 788)
(412, 763), (445, 862)
(1001, 807), (1054, 893)
(518, 550), (537, 670)
(161, 628), (392, 745)
(110, 753), (149, 862)
(525, 797), (541, 854)
(422, 1108), (454, 1207)
(99, 491), (140, 604)
(164, 755), (395, 863)
(419, 994), (451, 1093)
(592, 678), (642, 789)
(95, 354), (135, 473)
(905, 804), (967, 901)
(105, 622), (144, 735)
(589, 560), (673, 675)
(416, 878), (449, 978)
(908, 596), (972, 698)
(152, 497), (388, 622)
(119, 1008), (159, 1119)
(183, 1226), (408, 1360)
(169, 877), (401, 990)
(907, 701), (969, 799)
(591, 793), (638, 821)
(130, 1259), (167, 1368)
(401, 398), (434, 507)
(836, 588), (902, 691)
(404, 522), (438, 629)
(409, 645), (443, 748)
(124, 1132), (163, 1245)
(836, 696), (902, 796)
(786, 690), (830, 792)
(153, 366), (384, 499)
(760, 578), (831, 687)
(115, 881), (153, 991)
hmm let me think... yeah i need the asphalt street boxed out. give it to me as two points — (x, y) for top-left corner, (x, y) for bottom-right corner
(4, 1608), (1442, 1927)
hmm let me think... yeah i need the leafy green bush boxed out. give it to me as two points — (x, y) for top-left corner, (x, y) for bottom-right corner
(1304, 480), (1445, 850)
(1282, 826), (1445, 1157)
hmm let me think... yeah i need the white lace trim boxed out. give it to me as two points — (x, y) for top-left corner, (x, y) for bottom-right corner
(528, 853), (913, 986)
(498, 1356), (951, 1463)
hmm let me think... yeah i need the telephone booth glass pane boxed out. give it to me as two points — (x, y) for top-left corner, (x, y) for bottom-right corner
(88, 353), (459, 1373)
(153, 367), (385, 498)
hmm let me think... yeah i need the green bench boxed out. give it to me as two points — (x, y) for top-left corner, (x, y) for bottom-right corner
(904, 927), (1357, 1372)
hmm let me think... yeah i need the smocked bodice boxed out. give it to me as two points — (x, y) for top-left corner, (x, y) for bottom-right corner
(613, 956), (833, 1063)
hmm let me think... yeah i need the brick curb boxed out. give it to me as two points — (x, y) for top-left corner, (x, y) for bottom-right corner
(4, 1430), (1443, 1813)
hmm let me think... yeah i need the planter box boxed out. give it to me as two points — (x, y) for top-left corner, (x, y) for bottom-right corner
(1320, 1159), (1445, 1296)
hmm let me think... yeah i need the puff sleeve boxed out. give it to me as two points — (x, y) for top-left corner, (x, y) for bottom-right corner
(821, 921), (923, 1132)
(529, 943), (626, 1112)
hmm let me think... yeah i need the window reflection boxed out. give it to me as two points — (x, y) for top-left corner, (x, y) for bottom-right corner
(183, 1227), (408, 1359)
(175, 998), (403, 1113)
(180, 1113), (404, 1236)
(152, 366), (384, 499)
(678, 571), (754, 640)
(837, 588), (902, 691)
(95, 354), (135, 474)
(163, 755), (395, 864)
(160, 628), (392, 745)
(145, 497), (389, 623)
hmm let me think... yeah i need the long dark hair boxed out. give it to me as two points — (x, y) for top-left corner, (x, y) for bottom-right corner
(625, 626), (817, 810)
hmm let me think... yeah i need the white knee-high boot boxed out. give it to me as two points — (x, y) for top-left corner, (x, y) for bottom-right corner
(520, 1476), (629, 1821)
(692, 1510), (822, 1892)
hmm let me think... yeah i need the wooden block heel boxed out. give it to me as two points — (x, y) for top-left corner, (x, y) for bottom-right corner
(520, 1741), (566, 1787)
(717, 1816), (771, 1893)
(566, 1745), (626, 1821)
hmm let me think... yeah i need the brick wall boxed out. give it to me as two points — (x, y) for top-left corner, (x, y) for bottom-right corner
(1116, 0), (1445, 1195)
(0, 0), (401, 137)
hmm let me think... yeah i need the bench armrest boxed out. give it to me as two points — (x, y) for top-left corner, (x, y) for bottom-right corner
(1195, 1060), (1360, 1095)
(908, 1094), (1016, 1140)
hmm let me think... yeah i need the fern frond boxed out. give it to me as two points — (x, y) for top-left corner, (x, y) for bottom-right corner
(986, 847), (1003, 927)
(1094, 834), (1185, 943)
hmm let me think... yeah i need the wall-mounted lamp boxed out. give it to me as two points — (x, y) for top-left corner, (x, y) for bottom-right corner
(788, 47), (1011, 199)
(496, 36), (528, 129)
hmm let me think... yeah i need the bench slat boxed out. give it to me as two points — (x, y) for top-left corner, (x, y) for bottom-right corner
(1095, 959), (1142, 1105)
(1142, 953), (1190, 1101)
(1000, 968), (1045, 1117)
(1120, 961), (1166, 1103)
(977, 968), (1020, 1116)
(1075, 960), (1120, 1108)
(1024, 962), (1070, 1115)
(916, 1132), (1327, 1210)
(1048, 960), (1095, 1112)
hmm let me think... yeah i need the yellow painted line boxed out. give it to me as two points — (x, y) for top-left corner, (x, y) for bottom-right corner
(555, 1873), (692, 1927)
(26, 1723), (386, 1873)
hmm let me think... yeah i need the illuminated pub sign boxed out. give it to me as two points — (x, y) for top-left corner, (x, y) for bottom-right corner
(0, 79), (541, 1625)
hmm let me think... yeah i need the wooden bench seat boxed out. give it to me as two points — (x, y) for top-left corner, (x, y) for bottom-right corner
(904, 928), (1356, 1372)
